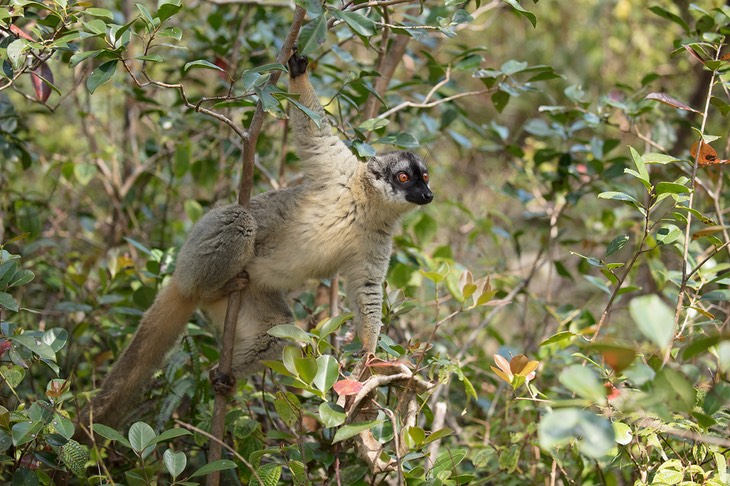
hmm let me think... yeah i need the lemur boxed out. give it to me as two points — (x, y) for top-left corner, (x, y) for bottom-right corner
(87, 50), (434, 428)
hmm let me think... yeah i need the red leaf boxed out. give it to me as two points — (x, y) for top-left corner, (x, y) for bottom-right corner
(684, 45), (705, 64)
(9, 24), (34, 41)
(333, 379), (363, 396)
(645, 92), (701, 114)
(31, 62), (54, 103)
(0, 340), (11, 357)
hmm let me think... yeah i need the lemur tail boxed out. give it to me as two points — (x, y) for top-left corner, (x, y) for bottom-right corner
(83, 280), (197, 430)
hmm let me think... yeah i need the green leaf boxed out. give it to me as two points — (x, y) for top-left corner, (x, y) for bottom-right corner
(294, 357), (318, 384)
(423, 427), (453, 444)
(0, 292), (18, 312)
(316, 312), (352, 339)
(7, 39), (28, 70)
(502, 0), (536, 27)
(612, 422), (632, 445)
(318, 401), (346, 428)
(642, 153), (679, 164)
(183, 60), (225, 73)
(538, 409), (615, 458)
(314, 355), (339, 392)
(332, 419), (383, 443)
(150, 428), (191, 445)
(492, 90), (510, 113)
(12, 420), (43, 446)
(42, 328), (68, 352)
(268, 324), (311, 343)
(655, 182), (689, 195)
(703, 382), (730, 415)
(128, 421), (156, 454)
(298, 14), (328, 57)
(135, 2), (155, 26)
(605, 234), (629, 257)
(559, 365), (606, 402)
(189, 459), (237, 478)
(285, 96), (322, 129)
(431, 448), (468, 477)
(701, 290), (730, 301)
(85, 7), (113, 20)
(648, 6), (689, 33)
(163, 449), (186, 480)
(629, 295), (676, 349)
(60, 439), (88, 478)
(331, 10), (376, 37)
(158, 26), (182, 40)
(628, 146), (650, 184)
(0, 365), (25, 388)
(539, 331), (576, 346)
(9, 269), (34, 287)
(11, 334), (56, 361)
(274, 391), (301, 427)
(249, 463), (282, 486)
(92, 423), (132, 448)
(87, 60), (117, 94)
(597, 191), (638, 204)
(157, 0), (182, 22)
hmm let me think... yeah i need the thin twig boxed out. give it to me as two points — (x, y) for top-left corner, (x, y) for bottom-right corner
(174, 419), (264, 485)
(674, 45), (722, 330)
(377, 89), (490, 119)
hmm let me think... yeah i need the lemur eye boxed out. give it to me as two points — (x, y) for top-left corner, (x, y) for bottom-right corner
(397, 172), (410, 183)
(423, 173), (429, 183)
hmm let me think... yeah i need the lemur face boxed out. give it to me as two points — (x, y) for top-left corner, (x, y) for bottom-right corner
(368, 151), (434, 207)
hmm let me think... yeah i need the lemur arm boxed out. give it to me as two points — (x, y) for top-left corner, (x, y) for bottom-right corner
(288, 51), (359, 179)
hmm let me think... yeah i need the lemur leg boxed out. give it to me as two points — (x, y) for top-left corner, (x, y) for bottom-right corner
(174, 204), (257, 299)
(230, 289), (293, 376)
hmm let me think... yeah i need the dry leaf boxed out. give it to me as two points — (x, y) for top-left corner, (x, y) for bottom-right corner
(690, 140), (729, 166)
(645, 92), (701, 114)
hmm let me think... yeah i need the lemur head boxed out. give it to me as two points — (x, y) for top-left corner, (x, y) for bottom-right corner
(367, 151), (434, 208)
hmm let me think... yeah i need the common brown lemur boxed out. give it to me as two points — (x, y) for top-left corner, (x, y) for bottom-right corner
(87, 48), (434, 427)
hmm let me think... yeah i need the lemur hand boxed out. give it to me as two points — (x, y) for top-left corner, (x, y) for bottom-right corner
(288, 45), (309, 78)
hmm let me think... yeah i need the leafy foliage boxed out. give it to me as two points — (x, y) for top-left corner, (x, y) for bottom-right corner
(2, 0), (730, 484)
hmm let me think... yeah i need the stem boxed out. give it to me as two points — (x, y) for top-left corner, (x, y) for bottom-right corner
(590, 204), (651, 342)
(674, 45), (722, 331)
(205, 7), (306, 486)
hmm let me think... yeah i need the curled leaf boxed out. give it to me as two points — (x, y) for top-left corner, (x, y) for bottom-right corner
(645, 92), (701, 114)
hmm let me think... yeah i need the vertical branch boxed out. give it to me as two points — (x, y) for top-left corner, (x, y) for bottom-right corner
(674, 46), (722, 330)
(206, 7), (307, 486)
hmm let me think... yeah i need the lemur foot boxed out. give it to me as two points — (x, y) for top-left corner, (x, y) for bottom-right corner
(209, 367), (236, 395)
(222, 270), (249, 293)
(288, 45), (308, 78)
(204, 271), (249, 301)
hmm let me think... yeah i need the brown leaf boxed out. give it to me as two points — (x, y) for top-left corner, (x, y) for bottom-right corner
(31, 62), (54, 103)
(333, 379), (363, 396)
(645, 92), (701, 114)
(684, 45), (705, 64)
(509, 354), (529, 374)
(689, 140), (730, 166)
(9, 24), (34, 41)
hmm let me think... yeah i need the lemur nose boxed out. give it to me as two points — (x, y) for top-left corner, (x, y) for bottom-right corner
(423, 192), (434, 203)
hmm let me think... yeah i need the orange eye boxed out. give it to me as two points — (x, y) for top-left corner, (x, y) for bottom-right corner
(423, 173), (429, 183)
(397, 172), (410, 183)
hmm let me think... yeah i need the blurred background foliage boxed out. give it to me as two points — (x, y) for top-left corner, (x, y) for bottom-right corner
(2, 0), (730, 484)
